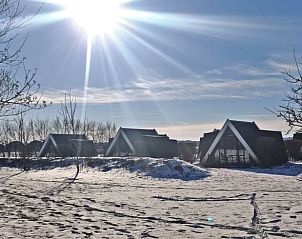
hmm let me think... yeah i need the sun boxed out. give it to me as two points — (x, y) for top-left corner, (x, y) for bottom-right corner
(64, 0), (123, 36)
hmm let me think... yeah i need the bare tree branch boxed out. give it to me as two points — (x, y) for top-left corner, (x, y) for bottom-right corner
(0, 0), (50, 118)
(270, 51), (302, 133)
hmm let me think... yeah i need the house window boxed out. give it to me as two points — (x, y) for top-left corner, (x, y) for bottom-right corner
(211, 127), (250, 166)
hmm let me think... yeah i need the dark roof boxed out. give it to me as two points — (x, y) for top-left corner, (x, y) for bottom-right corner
(39, 134), (96, 157)
(121, 128), (157, 139)
(143, 136), (179, 158)
(106, 127), (178, 158)
(120, 128), (158, 155)
(230, 120), (286, 165)
(199, 119), (287, 166)
(230, 120), (259, 131)
(49, 134), (88, 142)
(254, 130), (287, 166)
(27, 140), (44, 152)
(229, 120), (260, 158)
(198, 130), (220, 159)
(6, 141), (26, 151)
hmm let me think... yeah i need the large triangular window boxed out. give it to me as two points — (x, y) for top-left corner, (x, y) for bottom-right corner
(209, 126), (253, 166)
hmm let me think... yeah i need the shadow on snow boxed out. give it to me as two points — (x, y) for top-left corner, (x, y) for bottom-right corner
(228, 162), (302, 177)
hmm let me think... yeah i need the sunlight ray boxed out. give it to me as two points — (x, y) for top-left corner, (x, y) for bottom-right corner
(107, 34), (173, 126)
(80, 35), (93, 122)
(27, 0), (273, 41)
(119, 19), (199, 75)
(121, 27), (194, 76)
(109, 33), (143, 79)
(95, 37), (140, 127)
(97, 37), (140, 127)
(124, 10), (272, 30)
(122, 9), (276, 41)
(26, 0), (274, 126)
(121, 19), (181, 50)
(100, 37), (123, 88)
(98, 42), (112, 89)
(25, 10), (69, 27)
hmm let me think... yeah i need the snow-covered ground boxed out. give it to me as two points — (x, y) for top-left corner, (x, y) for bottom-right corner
(0, 158), (301, 238)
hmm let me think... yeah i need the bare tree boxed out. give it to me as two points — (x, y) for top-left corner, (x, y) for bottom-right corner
(81, 112), (88, 136)
(0, 120), (13, 143)
(74, 119), (82, 135)
(51, 116), (63, 134)
(59, 92), (77, 134)
(96, 122), (106, 143)
(4, 120), (17, 142)
(27, 118), (35, 141)
(271, 52), (302, 133)
(87, 120), (97, 141)
(34, 118), (49, 140)
(0, 0), (50, 117)
(13, 112), (27, 143)
(106, 121), (117, 140)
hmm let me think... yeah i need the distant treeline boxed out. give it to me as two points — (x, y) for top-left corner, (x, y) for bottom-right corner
(0, 115), (117, 144)
(0, 92), (118, 144)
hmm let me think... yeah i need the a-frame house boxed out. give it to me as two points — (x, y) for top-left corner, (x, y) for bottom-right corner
(105, 127), (179, 158)
(39, 134), (97, 157)
(199, 119), (287, 167)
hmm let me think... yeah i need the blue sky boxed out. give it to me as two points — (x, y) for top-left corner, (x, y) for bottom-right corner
(19, 0), (302, 139)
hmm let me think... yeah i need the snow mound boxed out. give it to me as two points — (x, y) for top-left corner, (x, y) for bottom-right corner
(88, 157), (209, 180)
(0, 157), (209, 181)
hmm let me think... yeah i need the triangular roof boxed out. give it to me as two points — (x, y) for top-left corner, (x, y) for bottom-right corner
(201, 119), (260, 164)
(39, 134), (88, 157)
(200, 119), (287, 166)
(121, 128), (158, 146)
(105, 127), (159, 156)
(105, 127), (178, 157)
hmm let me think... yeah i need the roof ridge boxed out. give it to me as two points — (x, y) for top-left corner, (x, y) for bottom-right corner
(121, 127), (156, 131)
(228, 119), (255, 124)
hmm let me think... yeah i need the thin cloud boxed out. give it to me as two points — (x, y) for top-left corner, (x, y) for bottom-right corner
(42, 76), (283, 104)
(265, 53), (299, 72)
(41, 57), (289, 104)
(205, 64), (280, 77)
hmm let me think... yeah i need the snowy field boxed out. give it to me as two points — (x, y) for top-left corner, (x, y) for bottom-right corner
(0, 158), (302, 239)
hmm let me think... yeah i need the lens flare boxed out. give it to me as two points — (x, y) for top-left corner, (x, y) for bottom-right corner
(65, 0), (122, 36)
